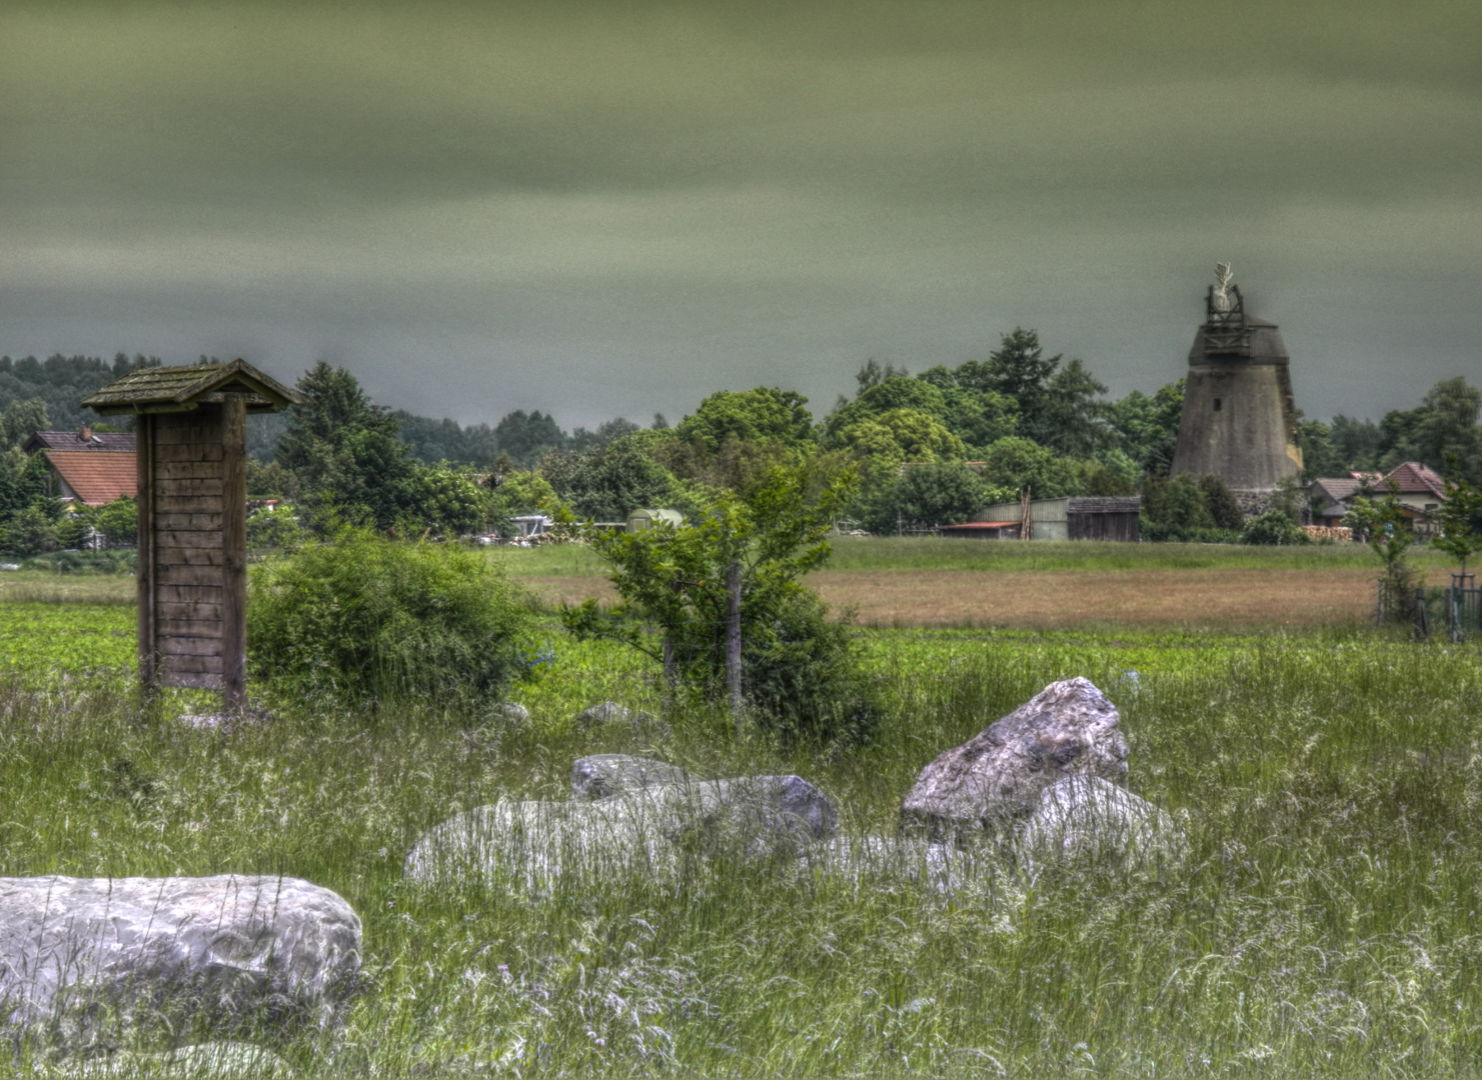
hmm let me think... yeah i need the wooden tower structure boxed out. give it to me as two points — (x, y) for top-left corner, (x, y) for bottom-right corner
(1170, 266), (1302, 501)
(83, 360), (299, 708)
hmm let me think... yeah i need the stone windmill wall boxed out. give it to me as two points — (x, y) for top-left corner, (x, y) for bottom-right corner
(1170, 266), (1302, 513)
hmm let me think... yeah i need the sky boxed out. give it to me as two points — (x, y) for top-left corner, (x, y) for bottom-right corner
(3, 0), (1479, 432)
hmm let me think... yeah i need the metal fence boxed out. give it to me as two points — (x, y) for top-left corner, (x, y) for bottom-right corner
(1407, 581), (1482, 643)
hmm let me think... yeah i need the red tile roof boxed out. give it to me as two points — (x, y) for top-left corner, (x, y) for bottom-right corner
(1385, 461), (1447, 500)
(44, 451), (137, 505)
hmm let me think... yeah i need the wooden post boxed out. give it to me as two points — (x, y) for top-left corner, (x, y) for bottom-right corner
(725, 560), (742, 734)
(220, 394), (248, 711)
(135, 414), (157, 699)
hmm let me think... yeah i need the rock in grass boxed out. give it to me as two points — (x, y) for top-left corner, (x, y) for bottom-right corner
(61, 1041), (294, 1077)
(488, 702), (531, 728)
(570, 755), (692, 800)
(1017, 775), (1185, 875)
(901, 677), (1129, 835)
(406, 775), (837, 889)
(0, 875), (361, 1051)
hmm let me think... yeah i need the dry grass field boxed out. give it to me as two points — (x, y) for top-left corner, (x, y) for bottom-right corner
(522, 566), (1426, 631)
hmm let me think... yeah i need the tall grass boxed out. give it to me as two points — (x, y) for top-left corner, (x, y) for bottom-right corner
(3, 612), (1482, 1076)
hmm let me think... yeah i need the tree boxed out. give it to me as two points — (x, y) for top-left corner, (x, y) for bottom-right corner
(0, 398), (48, 448)
(1198, 474), (1245, 531)
(494, 409), (567, 467)
(1329, 414), (1382, 472)
(1, 505), (59, 555)
(94, 496), (139, 547)
(980, 436), (1079, 499)
(541, 435), (680, 522)
(1345, 491), (1419, 624)
(1038, 358), (1111, 457)
(1431, 470), (1482, 579)
(562, 466), (881, 743)
(853, 359), (909, 393)
(676, 388), (816, 455)
(864, 462), (984, 534)
(275, 363), (473, 535)
(1140, 474), (1216, 542)
(1378, 378), (1482, 482)
(1107, 382), (1183, 477)
(1295, 418), (1344, 481)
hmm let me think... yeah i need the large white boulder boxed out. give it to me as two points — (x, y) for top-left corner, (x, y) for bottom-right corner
(1017, 775), (1186, 875)
(902, 677), (1129, 835)
(407, 775), (837, 890)
(0, 875), (361, 1050)
(569, 754), (692, 800)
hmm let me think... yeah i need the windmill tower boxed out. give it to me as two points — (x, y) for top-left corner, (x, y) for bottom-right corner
(1170, 265), (1302, 509)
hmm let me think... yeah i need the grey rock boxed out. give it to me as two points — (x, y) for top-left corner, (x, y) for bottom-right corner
(804, 834), (992, 896)
(570, 755), (692, 800)
(572, 701), (659, 733)
(407, 775), (837, 889)
(489, 702), (530, 727)
(574, 701), (632, 727)
(902, 677), (1129, 835)
(1017, 775), (1186, 875)
(0, 875), (361, 1050)
(175, 707), (272, 733)
(61, 1041), (293, 1077)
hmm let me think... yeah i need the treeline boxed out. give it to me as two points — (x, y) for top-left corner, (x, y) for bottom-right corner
(2, 340), (1480, 553)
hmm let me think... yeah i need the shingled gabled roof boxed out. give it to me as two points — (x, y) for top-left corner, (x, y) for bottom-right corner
(44, 450), (137, 505)
(1385, 461), (1447, 500)
(82, 359), (300, 415)
(23, 430), (136, 453)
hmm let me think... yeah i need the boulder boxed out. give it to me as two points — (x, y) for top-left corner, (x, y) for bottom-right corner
(0, 875), (361, 1050)
(407, 775), (837, 889)
(1017, 775), (1185, 874)
(570, 755), (692, 800)
(804, 834), (991, 897)
(901, 677), (1129, 835)
(489, 702), (531, 727)
(574, 701), (632, 727)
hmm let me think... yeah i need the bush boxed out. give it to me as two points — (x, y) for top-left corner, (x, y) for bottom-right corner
(1241, 510), (1309, 546)
(248, 529), (537, 704)
(736, 588), (885, 746)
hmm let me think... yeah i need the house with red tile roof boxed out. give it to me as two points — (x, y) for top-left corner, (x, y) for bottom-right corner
(1309, 461), (1448, 535)
(41, 450), (137, 505)
(21, 427), (138, 506)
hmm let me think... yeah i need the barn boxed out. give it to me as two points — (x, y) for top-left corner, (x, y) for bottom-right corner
(972, 496), (1142, 542)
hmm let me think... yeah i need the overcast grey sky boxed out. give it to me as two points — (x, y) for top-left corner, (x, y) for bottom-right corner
(3, 0), (1479, 431)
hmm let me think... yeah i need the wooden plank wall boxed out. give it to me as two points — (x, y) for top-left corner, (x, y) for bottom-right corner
(139, 399), (247, 703)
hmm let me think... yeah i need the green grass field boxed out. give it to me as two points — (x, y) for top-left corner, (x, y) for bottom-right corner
(492, 535), (1454, 578)
(2, 544), (1480, 1077)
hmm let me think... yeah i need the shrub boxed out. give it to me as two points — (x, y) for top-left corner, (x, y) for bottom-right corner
(1241, 510), (1309, 546)
(248, 529), (537, 704)
(735, 587), (885, 746)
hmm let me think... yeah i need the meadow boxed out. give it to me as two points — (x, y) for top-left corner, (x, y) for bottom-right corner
(1, 539), (1480, 1078)
(507, 537), (1455, 632)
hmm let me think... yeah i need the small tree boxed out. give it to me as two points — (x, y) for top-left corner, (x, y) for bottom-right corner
(95, 496), (139, 548)
(1345, 492), (1418, 624)
(1431, 471), (1482, 581)
(562, 465), (882, 744)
